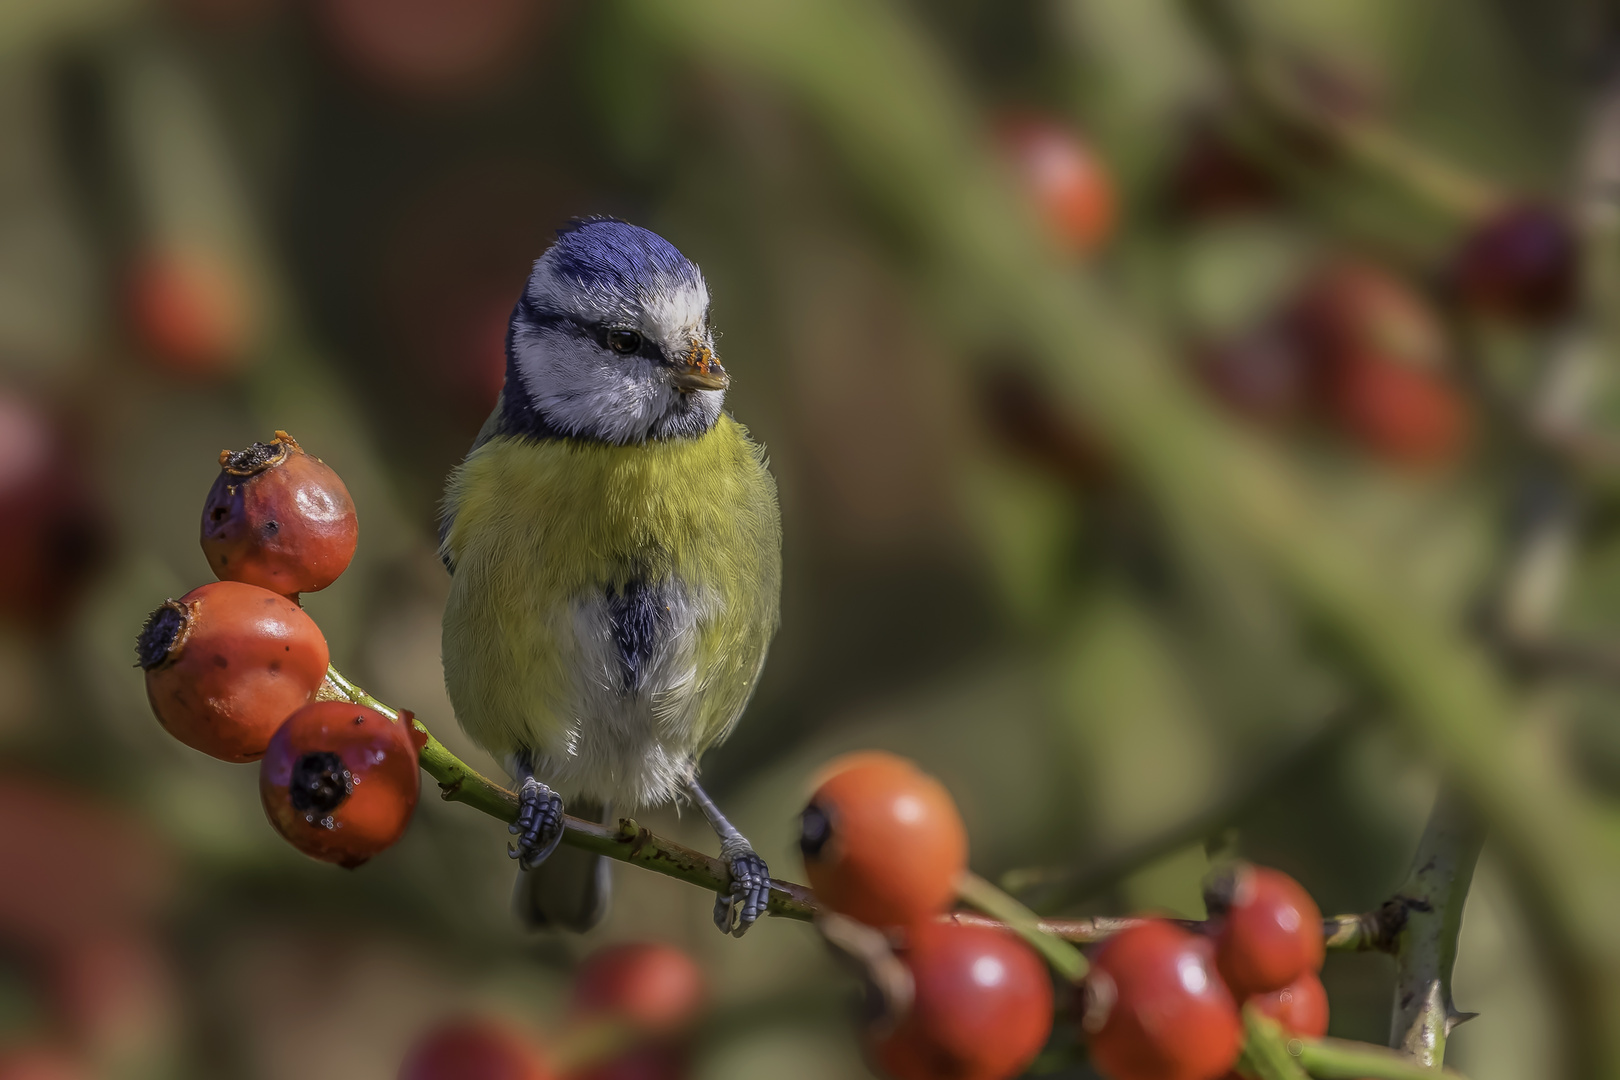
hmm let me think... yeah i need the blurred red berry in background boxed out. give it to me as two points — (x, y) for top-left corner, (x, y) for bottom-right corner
(0, 392), (108, 629)
(1286, 261), (1446, 378)
(139, 581), (330, 762)
(1211, 865), (1325, 998)
(1449, 203), (1578, 324)
(1325, 354), (1468, 467)
(1082, 920), (1242, 1080)
(399, 1017), (554, 1080)
(994, 113), (1116, 257)
(43, 931), (178, 1058)
(800, 751), (968, 929)
(1246, 970), (1330, 1039)
(1194, 329), (1313, 426)
(0, 777), (172, 951)
(260, 701), (421, 867)
(0, 1046), (87, 1080)
(125, 246), (253, 379)
(570, 943), (707, 1036)
(316, 0), (551, 100)
(201, 431), (359, 598)
(869, 921), (1052, 1080)
(568, 1045), (687, 1080)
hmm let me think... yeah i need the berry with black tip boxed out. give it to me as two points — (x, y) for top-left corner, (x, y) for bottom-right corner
(799, 751), (968, 929)
(138, 581), (329, 762)
(260, 701), (420, 867)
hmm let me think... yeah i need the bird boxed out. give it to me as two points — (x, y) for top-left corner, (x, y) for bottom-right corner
(438, 218), (782, 936)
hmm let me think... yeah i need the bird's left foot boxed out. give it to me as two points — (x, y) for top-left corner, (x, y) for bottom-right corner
(714, 838), (770, 937)
(509, 777), (565, 871)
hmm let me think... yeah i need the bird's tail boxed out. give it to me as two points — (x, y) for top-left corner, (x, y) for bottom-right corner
(512, 798), (612, 932)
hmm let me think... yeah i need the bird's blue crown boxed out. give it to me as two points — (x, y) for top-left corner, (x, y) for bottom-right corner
(539, 217), (703, 307)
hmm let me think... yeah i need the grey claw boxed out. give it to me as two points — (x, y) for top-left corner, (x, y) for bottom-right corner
(715, 844), (770, 937)
(513, 777), (565, 871)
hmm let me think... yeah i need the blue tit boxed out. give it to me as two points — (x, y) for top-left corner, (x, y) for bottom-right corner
(438, 219), (782, 936)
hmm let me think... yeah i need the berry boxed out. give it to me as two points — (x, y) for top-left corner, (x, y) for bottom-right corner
(1286, 262), (1446, 379)
(1081, 920), (1243, 1080)
(260, 701), (420, 867)
(994, 113), (1115, 256)
(0, 393), (107, 627)
(570, 943), (706, 1035)
(125, 246), (252, 378)
(399, 1017), (553, 1080)
(869, 921), (1052, 1080)
(1450, 203), (1578, 324)
(201, 431), (358, 597)
(1247, 971), (1329, 1039)
(800, 752), (968, 929)
(316, 0), (550, 99)
(1211, 865), (1324, 998)
(138, 581), (330, 762)
(0, 1046), (86, 1080)
(1193, 330), (1311, 426)
(1325, 354), (1468, 466)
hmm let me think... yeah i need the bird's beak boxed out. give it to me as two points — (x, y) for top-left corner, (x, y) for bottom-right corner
(670, 340), (729, 392)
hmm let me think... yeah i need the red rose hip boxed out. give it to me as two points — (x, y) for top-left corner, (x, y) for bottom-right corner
(870, 921), (1052, 1080)
(398, 1017), (553, 1080)
(994, 113), (1115, 256)
(800, 751), (968, 928)
(1082, 920), (1242, 1080)
(571, 942), (706, 1035)
(1449, 203), (1577, 324)
(1212, 865), (1324, 998)
(1326, 354), (1469, 467)
(201, 431), (358, 597)
(260, 701), (420, 867)
(138, 581), (330, 762)
(1247, 971), (1329, 1039)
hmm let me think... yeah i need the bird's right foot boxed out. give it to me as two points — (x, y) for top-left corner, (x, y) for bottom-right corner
(509, 778), (565, 871)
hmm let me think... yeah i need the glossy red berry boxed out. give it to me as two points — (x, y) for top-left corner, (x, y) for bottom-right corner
(1450, 203), (1578, 324)
(399, 1017), (553, 1080)
(260, 701), (421, 867)
(994, 113), (1115, 256)
(800, 752), (968, 929)
(0, 393), (107, 627)
(870, 921), (1052, 1080)
(1082, 920), (1243, 1080)
(201, 431), (358, 598)
(1212, 866), (1325, 998)
(570, 943), (706, 1036)
(125, 246), (252, 378)
(138, 581), (330, 762)
(1247, 971), (1329, 1039)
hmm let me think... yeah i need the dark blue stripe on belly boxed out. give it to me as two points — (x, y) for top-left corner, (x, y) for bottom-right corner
(606, 581), (666, 692)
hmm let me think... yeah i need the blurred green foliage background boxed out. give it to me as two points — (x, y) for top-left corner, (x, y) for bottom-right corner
(3, 0), (1619, 1077)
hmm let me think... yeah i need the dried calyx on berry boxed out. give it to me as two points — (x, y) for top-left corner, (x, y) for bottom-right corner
(219, 432), (297, 476)
(135, 599), (191, 671)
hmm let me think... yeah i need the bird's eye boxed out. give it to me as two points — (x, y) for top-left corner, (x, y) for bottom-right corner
(606, 328), (643, 355)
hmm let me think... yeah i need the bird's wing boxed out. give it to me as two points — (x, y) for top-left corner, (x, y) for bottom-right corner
(439, 395), (510, 574)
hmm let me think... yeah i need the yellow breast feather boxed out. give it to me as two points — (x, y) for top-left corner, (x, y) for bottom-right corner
(440, 415), (781, 799)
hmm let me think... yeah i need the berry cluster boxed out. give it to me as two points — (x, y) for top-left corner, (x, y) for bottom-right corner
(135, 432), (419, 867)
(799, 752), (1053, 1080)
(399, 942), (706, 1080)
(1085, 865), (1327, 1080)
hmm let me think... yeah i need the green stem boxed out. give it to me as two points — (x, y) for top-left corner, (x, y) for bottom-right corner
(319, 666), (821, 921)
(955, 873), (1089, 982)
(1238, 1007), (1310, 1080)
(1297, 1036), (1470, 1080)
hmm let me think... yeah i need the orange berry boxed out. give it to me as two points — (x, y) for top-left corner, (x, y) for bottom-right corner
(260, 702), (420, 867)
(994, 113), (1115, 256)
(870, 921), (1052, 1080)
(125, 246), (251, 379)
(1248, 971), (1329, 1039)
(201, 431), (358, 598)
(799, 751), (968, 929)
(570, 942), (706, 1036)
(138, 581), (329, 762)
